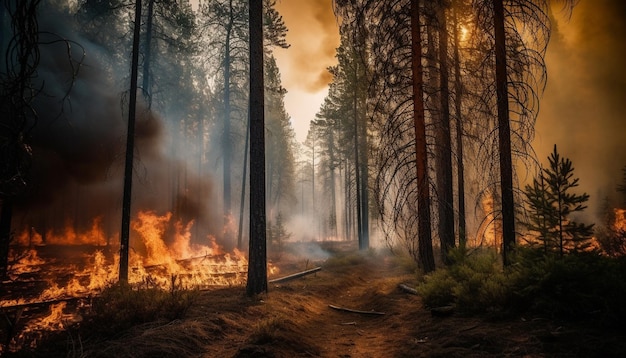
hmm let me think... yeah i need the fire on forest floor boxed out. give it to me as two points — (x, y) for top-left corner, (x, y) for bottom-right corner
(4, 242), (626, 357)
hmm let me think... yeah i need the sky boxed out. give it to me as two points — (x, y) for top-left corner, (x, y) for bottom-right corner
(273, 0), (339, 143)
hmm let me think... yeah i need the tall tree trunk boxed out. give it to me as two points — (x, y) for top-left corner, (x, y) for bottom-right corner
(142, 0), (154, 105)
(359, 103), (369, 249)
(435, 1), (455, 263)
(329, 130), (337, 238)
(493, 0), (516, 265)
(246, 0), (267, 296)
(223, 0), (234, 243)
(353, 60), (364, 249)
(411, 0), (435, 273)
(119, 0), (142, 283)
(345, 159), (352, 241)
(238, 108), (250, 250)
(452, 2), (466, 247)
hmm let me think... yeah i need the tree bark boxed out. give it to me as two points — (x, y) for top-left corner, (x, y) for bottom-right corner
(452, 1), (466, 247)
(435, 1), (455, 263)
(222, 0), (234, 243)
(246, 0), (268, 296)
(237, 108), (250, 250)
(411, 0), (435, 273)
(119, 0), (142, 283)
(493, 0), (516, 265)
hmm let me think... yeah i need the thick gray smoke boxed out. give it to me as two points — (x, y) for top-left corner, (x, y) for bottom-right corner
(11, 4), (221, 248)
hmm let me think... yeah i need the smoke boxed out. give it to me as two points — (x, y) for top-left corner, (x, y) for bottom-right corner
(274, 0), (339, 93)
(533, 0), (626, 219)
(11, 4), (221, 246)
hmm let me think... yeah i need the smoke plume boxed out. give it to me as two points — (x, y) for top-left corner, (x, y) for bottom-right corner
(11, 5), (221, 247)
(534, 0), (626, 218)
(274, 0), (339, 93)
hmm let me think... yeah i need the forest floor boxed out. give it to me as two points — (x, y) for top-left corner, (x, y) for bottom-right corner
(9, 241), (626, 357)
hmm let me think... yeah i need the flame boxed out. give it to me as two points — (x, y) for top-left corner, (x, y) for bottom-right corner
(11, 249), (45, 275)
(4, 211), (250, 308)
(0, 210), (292, 352)
(614, 208), (626, 232)
(475, 192), (501, 249)
(15, 216), (111, 246)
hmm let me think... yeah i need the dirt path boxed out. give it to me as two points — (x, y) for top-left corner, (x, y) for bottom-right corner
(200, 251), (626, 357)
(13, 248), (626, 357)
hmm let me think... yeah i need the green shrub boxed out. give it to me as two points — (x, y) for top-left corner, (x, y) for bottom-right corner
(510, 248), (626, 323)
(418, 246), (626, 323)
(419, 248), (518, 314)
(417, 268), (457, 307)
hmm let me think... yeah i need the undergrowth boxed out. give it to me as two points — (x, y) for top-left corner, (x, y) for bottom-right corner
(82, 283), (199, 338)
(417, 247), (626, 324)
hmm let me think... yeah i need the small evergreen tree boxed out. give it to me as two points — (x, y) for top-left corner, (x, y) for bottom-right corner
(524, 172), (559, 253)
(523, 145), (594, 256)
(267, 212), (291, 259)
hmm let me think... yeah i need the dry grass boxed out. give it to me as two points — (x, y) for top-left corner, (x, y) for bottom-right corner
(8, 245), (626, 358)
(82, 320), (214, 358)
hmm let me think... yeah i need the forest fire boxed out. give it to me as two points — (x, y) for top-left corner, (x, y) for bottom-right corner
(3, 211), (249, 305)
(0, 211), (256, 352)
(1, 210), (255, 351)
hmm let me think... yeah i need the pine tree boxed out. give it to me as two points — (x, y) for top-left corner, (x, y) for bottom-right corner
(524, 145), (594, 256)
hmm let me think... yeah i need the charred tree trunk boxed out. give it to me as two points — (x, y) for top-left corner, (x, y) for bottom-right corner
(246, 0), (267, 296)
(411, 0), (435, 273)
(119, 0), (142, 283)
(435, 1), (455, 263)
(493, 0), (516, 265)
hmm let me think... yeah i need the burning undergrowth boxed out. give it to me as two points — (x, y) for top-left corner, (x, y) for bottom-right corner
(1, 211), (250, 353)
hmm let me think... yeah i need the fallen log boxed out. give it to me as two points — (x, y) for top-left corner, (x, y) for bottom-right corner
(268, 267), (322, 284)
(328, 304), (385, 316)
(0, 296), (87, 312)
(398, 283), (418, 295)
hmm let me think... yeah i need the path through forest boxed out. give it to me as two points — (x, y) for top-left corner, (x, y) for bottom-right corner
(17, 244), (626, 357)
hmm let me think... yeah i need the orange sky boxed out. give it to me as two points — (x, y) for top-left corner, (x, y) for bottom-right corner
(535, 0), (626, 212)
(273, 0), (339, 142)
